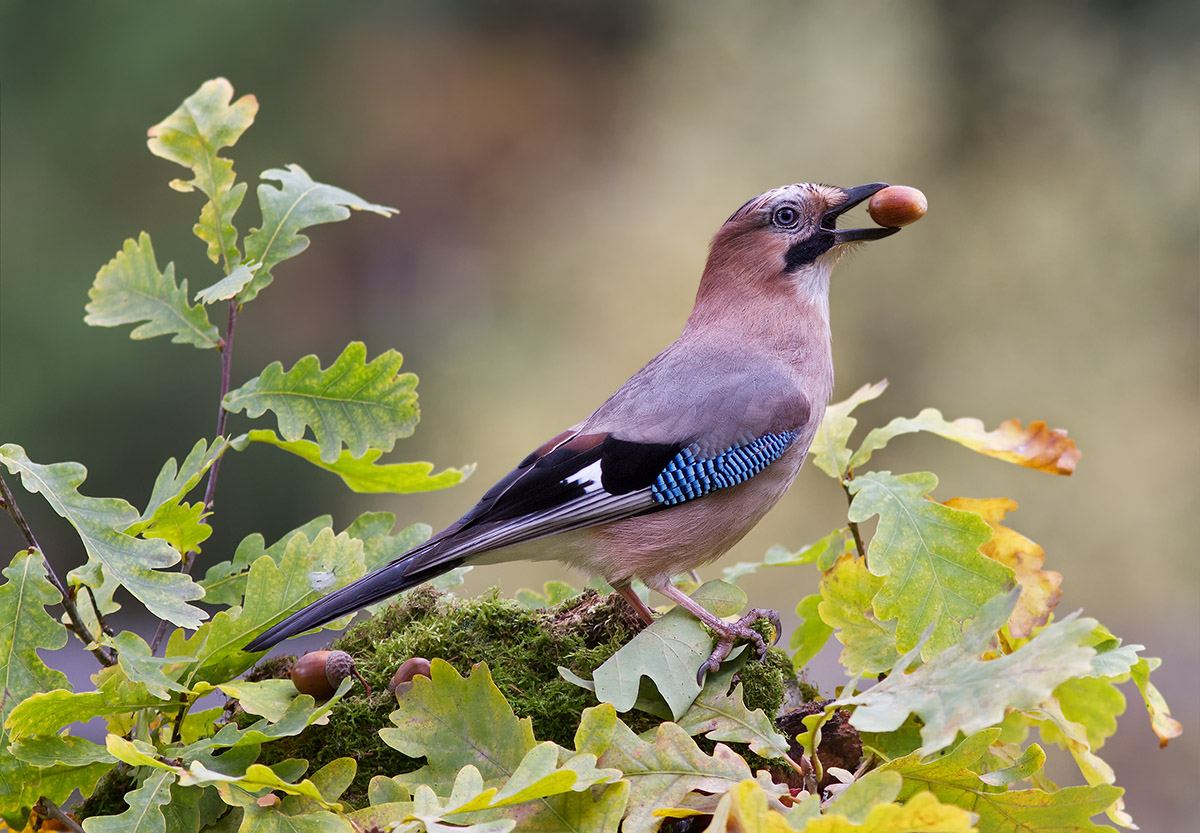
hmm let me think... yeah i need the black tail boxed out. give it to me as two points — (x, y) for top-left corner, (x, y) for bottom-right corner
(243, 549), (463, 653)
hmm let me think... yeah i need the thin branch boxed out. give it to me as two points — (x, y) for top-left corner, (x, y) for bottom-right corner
(192, 296), (239, 561)
(34, 798), (84, 833)
(150, 297), (239, 654)
(0, 472), (115, 667)
(84, 585), (114, 637)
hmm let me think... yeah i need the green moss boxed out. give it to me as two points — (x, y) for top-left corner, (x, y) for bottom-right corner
(251, 588), (646, 807)
(246, 587), (807, 809)
(739, 647), (789, 716)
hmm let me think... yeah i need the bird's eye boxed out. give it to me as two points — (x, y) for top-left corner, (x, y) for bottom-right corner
(772, 206), (798, 228)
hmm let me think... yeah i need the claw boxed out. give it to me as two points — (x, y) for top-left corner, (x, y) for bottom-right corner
(695, 607), (782, 684)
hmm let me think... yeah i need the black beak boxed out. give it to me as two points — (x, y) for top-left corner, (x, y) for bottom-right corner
(821, 182), (899, 244)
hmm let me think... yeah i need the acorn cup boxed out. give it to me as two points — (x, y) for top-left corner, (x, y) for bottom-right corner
(289, 650), (372, 698)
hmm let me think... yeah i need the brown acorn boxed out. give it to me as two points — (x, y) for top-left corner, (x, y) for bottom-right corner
(867, 185), (927, 228)
(290, 650), (371, 698)
(388, 657), (433, 696)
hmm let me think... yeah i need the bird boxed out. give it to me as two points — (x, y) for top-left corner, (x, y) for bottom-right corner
(245, 182), (904, 680)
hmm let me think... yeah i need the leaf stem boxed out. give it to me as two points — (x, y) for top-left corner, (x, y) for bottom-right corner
(841, 475), (867, 563)
(150, 297), (239, 655)
(0, 472), (114, 665)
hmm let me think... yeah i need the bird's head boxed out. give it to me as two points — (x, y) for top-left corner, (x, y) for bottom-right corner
(696, 182), (899, 313)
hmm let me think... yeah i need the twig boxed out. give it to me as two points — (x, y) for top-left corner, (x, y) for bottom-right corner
(186, 297), (238, 575)
(0, 473), (115, 667)
(170, 691), (193, 745)
(84, 586), (114, 637)
(34, 798), (84, 833)
(150, 297), (239, 654)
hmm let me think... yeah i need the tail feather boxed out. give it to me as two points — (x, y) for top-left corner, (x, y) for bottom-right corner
(244, 551), (459, 653)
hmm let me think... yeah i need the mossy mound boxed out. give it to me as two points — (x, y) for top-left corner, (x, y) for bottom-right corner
(248, 587), (799, 808)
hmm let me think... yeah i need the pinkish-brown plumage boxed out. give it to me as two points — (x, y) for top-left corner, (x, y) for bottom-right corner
(246, 182), (905, 677)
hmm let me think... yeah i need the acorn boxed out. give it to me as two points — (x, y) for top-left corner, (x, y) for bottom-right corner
(290, 650), (371, 698)
(388, 657), (433, 697)
(867, 185), (927, 228)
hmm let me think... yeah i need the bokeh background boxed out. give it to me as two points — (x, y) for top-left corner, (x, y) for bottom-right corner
(2, 1), (1196, 827)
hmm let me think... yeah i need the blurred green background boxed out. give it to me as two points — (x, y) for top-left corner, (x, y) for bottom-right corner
(2, 1), (1196, 827)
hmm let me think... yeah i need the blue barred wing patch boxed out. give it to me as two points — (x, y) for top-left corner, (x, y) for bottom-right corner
(650, 431), (796, 506)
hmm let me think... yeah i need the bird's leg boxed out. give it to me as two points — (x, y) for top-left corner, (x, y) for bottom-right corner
(644, 575), (782, 684)
(612, 580), (657, 625)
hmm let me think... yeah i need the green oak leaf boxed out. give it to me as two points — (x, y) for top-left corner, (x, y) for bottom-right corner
(0, 550), (71, 748)
(6, 686), (163, 740)
(132, 499), (212, 555)
(1054, 676), (1126, 751)
(280, 758), (358, 816)
(9, 734), (116, 767)
(200, 511), (429, 611)
(818, 553), (899, 674)
(216, 790), (353, 833)
(223, 342), (419, 463)
(789, 592), (834, 670)
(147, 77), (257, 270)
(109, 631), (192, 699)
(560, 580), (746, 720)
(414, 745), (622, 819)
(838, 590), (1097, 754)
(809, 380), (888, 479)
(380, 661), (624, 831)
(160, 781), (207, 833)
(184, 761), (344, 811)
(84, 233), (219, 349)
(207, 678), (303, 723)
(575, 705), (788, 833)
(669, 660), (791, 757)
(200, 515), (334, 607)
(182, 527), (365, 686)
(0, 755), (109, 829)
(382, 660), (536, 790)
(881, 729), (1123, 833)
(1021, 697), (1134, 827)
(137, 439), (226, 523)
(345, 512), (432, 574)
(240, 164), (396, 302)
(979, 743), (1047, 787)
(195, 263), (257, 304)
(823, 769), (903, 823)
(0, 444), (207, 628)
(848, 471), (1014, 657)
(176, 680), (352, 757)
(82, 767), (174, 833)
(367, 777), (410, 806)
(236, 428), (469, 492)
(722, 528), (848, 584)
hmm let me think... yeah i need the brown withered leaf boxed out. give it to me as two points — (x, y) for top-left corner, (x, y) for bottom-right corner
(850, 409), (1081, 475)
(944, 497), (1062, 639)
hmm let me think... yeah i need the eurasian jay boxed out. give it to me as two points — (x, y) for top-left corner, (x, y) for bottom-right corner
(246, 182), (903, 680)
